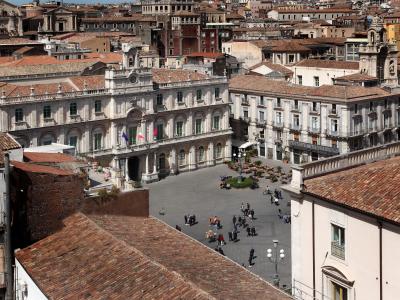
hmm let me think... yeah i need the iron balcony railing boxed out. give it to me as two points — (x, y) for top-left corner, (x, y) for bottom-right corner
(331, 241), (345, 260)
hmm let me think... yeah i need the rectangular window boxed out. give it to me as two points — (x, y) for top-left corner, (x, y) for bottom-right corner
(312, 117), (319, 128)
(157, 123), (163, 140)
(354, 104), (358, 114)
(259, 111), (265, 122)
(195, 119), (202, 134)
(128, 127), (137, 145)
(331, 104), (336, 114)
(156, 94), (163, 106)
(95, 100), (102, 113)
(297, 75), (302, 85)
(277, 97), (281, 107)
(243, 110), (249, 118)
(70, 103), (77, 116)
(43, 105), (51, 119)
(276, 112), (282, 124)
(259, 96), (264, 106)
(331, 224), (345, 259)
(294, 100), (299, 110)
(332, 281), (348, 300)
(370, 101), (374, 111)
(15, 108), (23, 122)
(176, 121), (183, 136)
(213, 116), (220, 130)
(293, 114), (300, 126)
(312, 102), (318, 112)
(196, 89), (202, 101)
(177, 91), (183, 103)
(215, 87), (220, 99)
(314, 76), (319, 87)
(331, 119), (338, 132)
(69, 136), (78, 148)
(94, 133), (102, 150)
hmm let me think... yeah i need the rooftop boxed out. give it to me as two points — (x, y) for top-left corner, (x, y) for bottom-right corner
(304, 155), (400, 224)
(229, 75), (389, 102)
(152, 68), (209, 84)
(16, 213), (290, 299)
(11, 161), (73, 176)
(293, 59), (359, 70)
(186, 51), (224, 59)
(23, 152), (78, 163)
(249, 61), (293, 77)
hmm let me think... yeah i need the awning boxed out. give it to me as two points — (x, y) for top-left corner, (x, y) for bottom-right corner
(239, 141), (258, 149)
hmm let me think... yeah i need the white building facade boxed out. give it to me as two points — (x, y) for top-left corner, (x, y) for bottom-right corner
(229, 75), (400, 163)
(284, 142), (400, 300)
(0, 45), (232, 188)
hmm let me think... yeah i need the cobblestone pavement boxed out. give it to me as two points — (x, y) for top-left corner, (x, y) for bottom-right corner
(146, 162), (292, 290)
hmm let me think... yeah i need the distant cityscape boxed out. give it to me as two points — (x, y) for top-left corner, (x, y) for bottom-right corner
(0, 0), (399, 299)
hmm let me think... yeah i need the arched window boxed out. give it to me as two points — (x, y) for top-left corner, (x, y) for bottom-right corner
(178, 149), (186, 166)
(40, 133), (55, 145)
(216, 143), (223, 158)
(198, 146), (205, 162)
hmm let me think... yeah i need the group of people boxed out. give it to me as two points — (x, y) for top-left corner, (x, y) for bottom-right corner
(184, 214), (197, 226)
(209, 216), (222, 229)
(278, 209), (291, 224)
(240, 202), (255, 219)
(246, 226), (257, 236)
(219, 175), (232, 189)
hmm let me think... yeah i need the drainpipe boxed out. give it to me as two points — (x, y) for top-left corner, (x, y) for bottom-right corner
(4, 153), (13, 300)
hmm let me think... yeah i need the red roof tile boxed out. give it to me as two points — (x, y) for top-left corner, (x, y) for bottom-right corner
(89, 215), (291, 299)
(11, 161), (73, 176)
(152, 69), (209, 84)
(16, 213), (210, 300)
(23, 152), (77, 163)
(304, 156), (400, 224)
(294, 59), (359, 70)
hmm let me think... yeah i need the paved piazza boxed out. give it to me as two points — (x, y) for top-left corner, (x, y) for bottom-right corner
(146, 160), (292, 289)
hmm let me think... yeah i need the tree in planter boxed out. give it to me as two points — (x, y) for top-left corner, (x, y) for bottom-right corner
(254, 160), (262, 166)
(270, 175), (278, 183)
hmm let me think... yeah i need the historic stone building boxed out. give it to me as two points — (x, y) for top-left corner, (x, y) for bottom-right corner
(0, 44), (232, 188)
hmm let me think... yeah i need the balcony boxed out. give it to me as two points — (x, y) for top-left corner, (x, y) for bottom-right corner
(274, 103), (283, 110)
(272, 120), (284, 128)
(308, 126), (320, 134)
(69, 115), (82, 122)
(383, 121), (392, 130)
(291, 104), (301, 112)
(241, 99), (249, 106)
(289, 140), (340, 156)
(290, 123), (302, 131)
(14, 121), (28, 130)
(325, 128), (341, 138)
(348, 128), (366, 137)
(328, 109), (337, 116)
(331, 241), (345, 260)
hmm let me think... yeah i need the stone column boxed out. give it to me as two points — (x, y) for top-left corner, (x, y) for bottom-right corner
(169, 148), (177, 174)
(169, 115), (174, 138)
(148, 119), (154, 142)
(187, 112), (193, 136)
(110, 122), (117, 148)
(206, 109), (212, 132)
(189, 145), (196, 170)
(225, 138), (232, 160)
(208, 141), (214, 166)
(145, 153), (149, 174)
(153, 152), (157, 173)
(125, 157), (129, 181)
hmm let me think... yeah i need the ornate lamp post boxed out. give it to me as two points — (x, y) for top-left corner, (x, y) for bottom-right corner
(267, 239), (285, 287)
(233, 151), (246, 183)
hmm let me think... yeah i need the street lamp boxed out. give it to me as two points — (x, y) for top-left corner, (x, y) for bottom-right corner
(233, 151), (246, 183)
(267, 239), (285, 287)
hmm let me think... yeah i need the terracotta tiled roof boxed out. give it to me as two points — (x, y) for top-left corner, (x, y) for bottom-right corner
(84, 52), (122, 64)
(0, 55), (59, 67)
(0, 133), (21, 166)
(11, 161), (73, 176)
(229, 75), (389, 101)
(23, 152), (78, 163)
(89, 215), (291, 299)
(294, 59), (359, 70)
(186, 52), (224, 59)
(16, 213), (290, 299)
(16, 213), (210, 299)
(335, 73), (378, 82)
(0, 61), (98, 78)
(0, 75), (105, 98)
(249, 61), (293, 76)
(152, 69), (208, 84)
(0, 132), (20, 151)
(0, 38), (43, 45)
(304, 156), (400, 224)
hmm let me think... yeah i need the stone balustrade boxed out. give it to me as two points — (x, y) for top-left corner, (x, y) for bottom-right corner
(290, 141), (400, 189)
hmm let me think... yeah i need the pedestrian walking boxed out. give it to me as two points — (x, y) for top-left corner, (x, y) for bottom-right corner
(233, 231), (238, 242)
(246, 202), (250, 210)
(251, 227), (256, 236)
(240, 202), (245, 212)
(233, 215), (237, 225)
(247, 227), (251, 236)
(228, 231), (233, 241)
(248, 248), (255, 267)
(184, 215), (188, 225)
(270, 194), (274, 204)
(176, 225), (181, 231)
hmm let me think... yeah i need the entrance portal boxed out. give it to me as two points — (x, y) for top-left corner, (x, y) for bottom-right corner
(128, 157), (140, 181)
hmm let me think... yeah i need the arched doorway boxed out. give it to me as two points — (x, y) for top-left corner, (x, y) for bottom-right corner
(128, 157), (140, 181)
